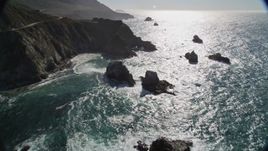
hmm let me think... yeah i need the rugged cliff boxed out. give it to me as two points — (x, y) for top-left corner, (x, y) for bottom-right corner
(13, 0), (133, 20)
(0, 4), (156, 90)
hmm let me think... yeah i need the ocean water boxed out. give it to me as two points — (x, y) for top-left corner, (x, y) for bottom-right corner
(0, 11), (268, 151)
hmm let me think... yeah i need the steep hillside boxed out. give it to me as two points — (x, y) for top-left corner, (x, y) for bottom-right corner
(14, 0), (133, 20)
(0, 4), (156, 90)
(0, 4), (56, 31)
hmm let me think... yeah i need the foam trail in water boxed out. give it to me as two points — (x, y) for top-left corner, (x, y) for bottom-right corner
(72, 53), (106, 74)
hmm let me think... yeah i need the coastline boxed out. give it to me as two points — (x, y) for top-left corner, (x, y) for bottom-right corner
(0, 4), (156, 91)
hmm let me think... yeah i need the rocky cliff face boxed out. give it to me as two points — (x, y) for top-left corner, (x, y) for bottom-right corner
(0, 4), (156, 90)
(13, 0), (133, 20)
(0, 4), (56, 31)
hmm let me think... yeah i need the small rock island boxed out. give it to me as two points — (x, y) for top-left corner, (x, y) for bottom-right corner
(105, 61), (135, 87)
(134, 137), (193, 151)
(141, 71), (175, 95)
(145, 17), (153, 21)
(208, 53), (231, 64)
(192, 35), (203, 44)
(185, 51), (198, 64)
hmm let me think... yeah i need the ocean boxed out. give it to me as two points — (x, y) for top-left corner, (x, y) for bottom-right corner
(0, 11), (268, 151)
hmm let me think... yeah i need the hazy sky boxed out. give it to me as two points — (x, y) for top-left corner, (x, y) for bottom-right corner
(99, 0), (266, 10)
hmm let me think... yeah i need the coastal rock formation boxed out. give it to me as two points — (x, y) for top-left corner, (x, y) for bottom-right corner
(14, 0), (134, 20)
(192, 35), (203, 44)
(145, 17), (153, 21)
(195, 83), (202, 87)
(150, 137), (193, 151)
(185, 51), (198, 64)
(105, 61), (135, 87)
(208, 53), (231, 64)
(141, 71), (175, 95)
(134, 138), (193, 151)
(0, 4), (156, 90)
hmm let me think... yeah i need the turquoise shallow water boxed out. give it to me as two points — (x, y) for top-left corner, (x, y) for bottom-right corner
(0, 11), (268, 151)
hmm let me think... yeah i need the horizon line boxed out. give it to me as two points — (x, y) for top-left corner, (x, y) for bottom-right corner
(118, 9), (267, 12)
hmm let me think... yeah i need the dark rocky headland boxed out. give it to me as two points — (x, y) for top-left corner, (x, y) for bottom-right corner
(0, 3), (156, 91)
(14, 0), (134, 20)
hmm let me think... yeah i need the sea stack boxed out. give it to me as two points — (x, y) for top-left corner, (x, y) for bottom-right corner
(145, 17), (153, 21)
(134, 138), (193, 151)
(141, 71), (175, 95)
(105, 61), (135, 87)
(192, 35), (203, 44)
(150, 137), (193, 151)
(185, 51), (198, 64)
(208, 53), (231, 64)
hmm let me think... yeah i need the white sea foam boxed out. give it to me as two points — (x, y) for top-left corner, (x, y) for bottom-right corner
(72, 53), (106, 74)
(15, 134), (48, 151)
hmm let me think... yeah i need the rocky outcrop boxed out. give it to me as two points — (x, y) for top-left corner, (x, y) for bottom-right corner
(185, 51), (198, 64)
(150, 138), (193, 151)
(14, 0), (134, 20)
(192, 35), (203, 44)
(141, 71), (175, 95)
(0, 4), (55, 31)
(145, 17), (153, 21)
(208, 53), (231, 64)
(134, 138), (193, 151)
(0, 4), (156, 90)
(105, 61), (135, 87)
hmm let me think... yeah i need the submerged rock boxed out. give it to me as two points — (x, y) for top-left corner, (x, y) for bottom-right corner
(192, 35), (203, 44)
(150, 137), (193, 151)
(134, 141), (149, 151)
(154, 22), (159, 26)
(145, 17), (153, 21)
(185, 51), (198, 64)
(208, 53), (231, 64)
(141, 71), (175, 95)
(105, 61), (135, 87)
